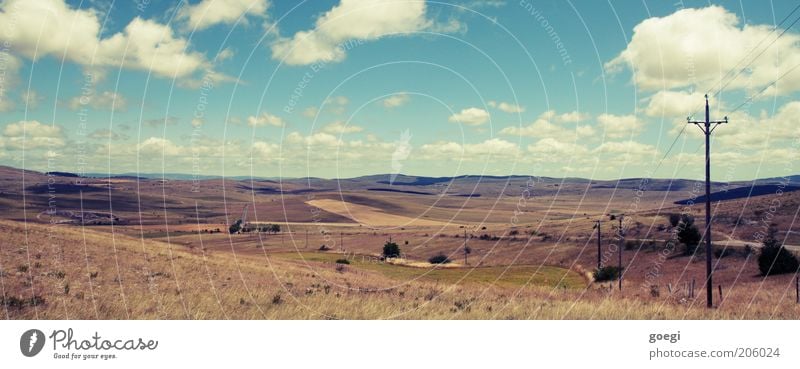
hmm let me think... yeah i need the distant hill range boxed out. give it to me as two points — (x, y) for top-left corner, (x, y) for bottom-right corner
(7, 166), (800, 203)
(673, 184), (800, 205)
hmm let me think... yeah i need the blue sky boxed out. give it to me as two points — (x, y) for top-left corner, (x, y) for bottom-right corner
(1, 0), (799, 180)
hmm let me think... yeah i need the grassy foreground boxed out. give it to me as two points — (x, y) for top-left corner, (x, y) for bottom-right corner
(2, 220), (799, 319)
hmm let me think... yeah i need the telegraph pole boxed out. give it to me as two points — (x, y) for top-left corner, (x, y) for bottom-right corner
(688, 94), (728, 308)
(594, 219), (602, 269)
(618, 214), (624, 291)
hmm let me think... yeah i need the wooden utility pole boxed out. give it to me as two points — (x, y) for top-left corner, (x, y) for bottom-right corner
(618, 214), (624, 291)
(463, 229), (469, 265)
(688, 94), (728, 308)
(594, 220), (602, 269)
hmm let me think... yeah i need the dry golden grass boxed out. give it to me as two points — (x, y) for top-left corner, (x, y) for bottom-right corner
(2, 220), (800, 319)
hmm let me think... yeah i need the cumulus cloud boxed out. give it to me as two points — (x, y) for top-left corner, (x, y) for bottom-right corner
(644, 90), (709, 118)
(322, 121), (363, 134)
(500, 110), (595, 138)
(419, 138), (520, 160)
(137, 137), (185, 156)
(2, 120), (65, 149)
(527, 137), (589, 158)
(448, 107), (490, 126)
(383, 93), (410, 108)
(606, 6), (800, 93)
(488, 100), (524, 113)
(177, 0), (270, 31)
(597, 113), (644, 139)
(0, 0), (211, 79)
(594, 141), (658, 159)
(247, 112), (285, 127)
(270, 0), (432, 65)
(0, 53), (22, 112)
(251, 141), (279, 160)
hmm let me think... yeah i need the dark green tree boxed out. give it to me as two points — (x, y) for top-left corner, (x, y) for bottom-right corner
(758, 227), (799, 276)
(382, 241), (401, 258)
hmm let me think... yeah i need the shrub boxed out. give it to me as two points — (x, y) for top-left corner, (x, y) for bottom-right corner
(428, 254), (451, 264)
(758, 228), (799, 276)
(382, 241), (401, 258)
(713, 247), (737, 259)
(319, 245), (331, 251)
(593, 266), (623, 282)
(229, 220), (242, 234)
(335, 259), (350, 264)
(668, 213), (681, 227)
(678, 224), (702, 255)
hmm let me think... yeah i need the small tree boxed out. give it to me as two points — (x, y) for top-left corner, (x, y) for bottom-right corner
(758, 227), (799, 276)
(271, 224), (281, 234)
(229, 220), (242, 234)
(383, 241), (401, 258)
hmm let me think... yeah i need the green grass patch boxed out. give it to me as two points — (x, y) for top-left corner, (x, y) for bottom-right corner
(272, 252), (585, 289)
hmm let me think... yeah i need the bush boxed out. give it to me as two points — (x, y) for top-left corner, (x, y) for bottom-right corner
(758, 229), (799, 276)
(319, 245), (331, 251)
(428, 254), (451, 264)
(668, 213), (681, 227)
(594, 266), (623, 282)
(229, 220), (242, 234)
(678, 224), (702, 255)
(383, 241), (401, 258)
(714, 247), (737, 259)
(335, 259), (350, 264)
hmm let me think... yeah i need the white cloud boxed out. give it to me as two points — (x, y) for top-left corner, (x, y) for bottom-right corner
(597, 113), (644, 139)
(527, 137), (589, 158)
(302, 106), (319, 118)
(448, 107), (490, 126)
(606, 6), (800, 93)
(383, 93), (410, 108)
(0, 0), (210, 79)
(247, 112), (285, 127)
(488, 100), (525, 113)
(251, 141), (279, 159)
(0, 53), (21, 112)
(500, 110), (595, 138)
(322, 121), (364, 134)
(556, 111), (589, 123)
(177, 0), (270, 31)
(2, 120), (65, 149)
(21, 90), (42, 109)
(644, 90), (708, 118)
(419, 138), (520, 160)
(594, 141), (657, 158)
(137, 137), (185, 156)
(270, 0), (431, 65)
(68, 91), (127, 111)
(287, 132), (336, 147)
